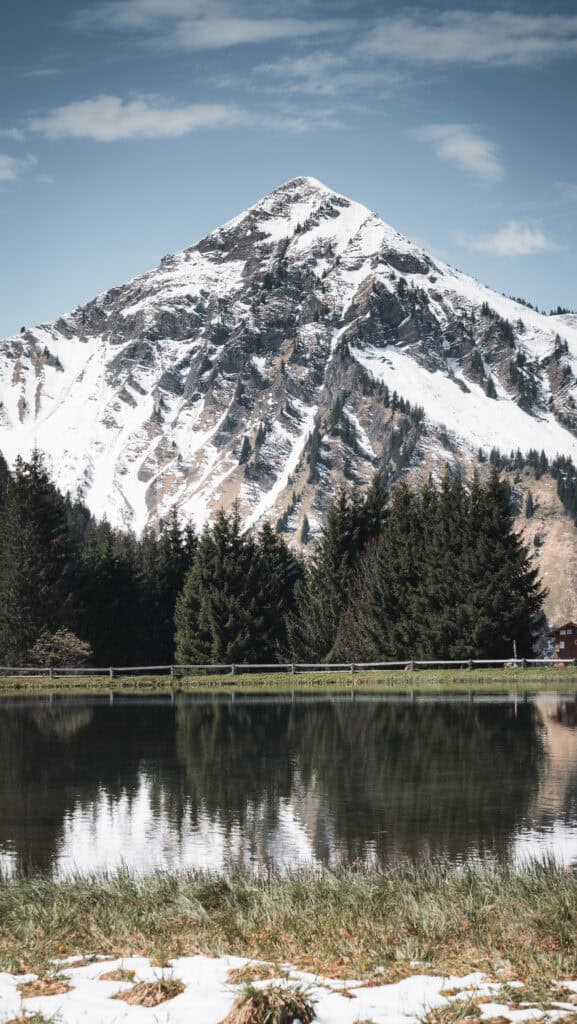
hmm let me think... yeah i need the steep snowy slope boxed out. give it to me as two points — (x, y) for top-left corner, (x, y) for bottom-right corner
(1, 176), (577, 537)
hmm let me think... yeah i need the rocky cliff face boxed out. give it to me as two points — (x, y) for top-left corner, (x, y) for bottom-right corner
(1, 176), (577, 563)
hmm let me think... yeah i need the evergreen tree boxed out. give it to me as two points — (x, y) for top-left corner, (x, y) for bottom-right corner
(337, 483), (421, 660)
(464, 470), (545, 658)
(525, 490), (535, 518)
(0, 453), (74, 664)
(238, 436), (251, 464)
(288, 480), (387, 660)
(73, 519), (143, 665)
(412, 474), (472, 658)
(255, 523), (303, 659)
(175, 507), (267, 664)
(140, 509), (196, 663)
(339, 471), (545, 661)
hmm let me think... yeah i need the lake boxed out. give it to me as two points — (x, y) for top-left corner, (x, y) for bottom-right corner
(1, 691), (577, 876)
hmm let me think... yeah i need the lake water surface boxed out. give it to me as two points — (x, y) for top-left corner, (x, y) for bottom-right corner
(1, 692), (577, 876)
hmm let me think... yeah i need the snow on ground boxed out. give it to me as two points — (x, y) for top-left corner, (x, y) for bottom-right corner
(353, 344), (577, 463)
(1, 956), (573, 1024)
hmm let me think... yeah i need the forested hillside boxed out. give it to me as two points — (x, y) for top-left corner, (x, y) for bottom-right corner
(0, 451), (546, 666)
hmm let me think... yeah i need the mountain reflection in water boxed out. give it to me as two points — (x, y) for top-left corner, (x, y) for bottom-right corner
(0, 694), (576, 876)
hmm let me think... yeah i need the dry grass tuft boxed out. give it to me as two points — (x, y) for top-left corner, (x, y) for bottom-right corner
(422, 997), (482, 1024)
(497, 979), (575, 1010)
(17, 978), (71, 998)
(99, 968), (136, 982)
(220, 982), (315, 1024)
(227, 964), (289, 985)
(5, 1016), (58, 1024)
(113, 978), (184, 1006)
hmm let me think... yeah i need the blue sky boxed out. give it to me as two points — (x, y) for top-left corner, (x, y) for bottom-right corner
(1, 0), (576, 337)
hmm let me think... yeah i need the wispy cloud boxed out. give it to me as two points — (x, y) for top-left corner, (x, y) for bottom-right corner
(27, 94), (337, 141)
(254, 51), (402, 97)
(410, 123), (504, 182)
(361, 11), (577, 67)
(457, 221), (559, 256)
(24, 68), (63, 78)
(76, 0), (232, 30)
(75, 0), (347, 50)
(0, 154), (36, 182)
(555, 180), (577, 201)
(0, 128), (25, 141)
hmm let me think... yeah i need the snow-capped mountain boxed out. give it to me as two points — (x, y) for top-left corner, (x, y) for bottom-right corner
(1, 176), (577, 541)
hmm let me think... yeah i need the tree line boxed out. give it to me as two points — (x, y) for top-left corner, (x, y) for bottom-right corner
(0, 451), (545, 666)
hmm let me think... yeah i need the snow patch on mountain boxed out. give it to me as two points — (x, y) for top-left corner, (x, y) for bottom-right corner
(1, 175), (577, 535)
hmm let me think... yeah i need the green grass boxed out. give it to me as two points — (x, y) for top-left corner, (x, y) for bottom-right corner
(2, 861), (577, 985)
(0, 667), (577, 696)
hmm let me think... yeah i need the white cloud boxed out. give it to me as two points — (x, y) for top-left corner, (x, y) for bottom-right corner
(168, 17), (344, 50)
(76, 0), (225, 30)
(75, 0), (347, 50)
(0, 128), (25, 141)
(457, 221), (559, 256)
(410, 123), (504, 182)
(255, 51), (402, 96)
(27, 94), (336, 141)
(555, 181), (577, 201)
(28, 95), (242, 140)
(361, 11), (577, 66)
(24, 68), (63, 78)
(0, 154), (36, 182)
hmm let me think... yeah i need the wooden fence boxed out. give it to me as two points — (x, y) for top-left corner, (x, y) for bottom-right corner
(0, 658), (575, 678)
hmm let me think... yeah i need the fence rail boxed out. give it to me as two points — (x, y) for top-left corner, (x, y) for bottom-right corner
(0, 658), (575, 679)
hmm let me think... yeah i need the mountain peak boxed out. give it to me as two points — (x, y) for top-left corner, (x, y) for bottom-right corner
(2, 177), (577, 555)
(268, 176), (338, 201)
(213, 174), (355, 245)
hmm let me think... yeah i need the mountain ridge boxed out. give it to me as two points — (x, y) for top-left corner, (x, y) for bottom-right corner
(1, 175), (577, 554)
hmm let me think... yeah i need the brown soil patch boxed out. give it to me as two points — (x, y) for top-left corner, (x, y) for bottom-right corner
(18, 978), (72, 998)
(114, 979), (185, 1006)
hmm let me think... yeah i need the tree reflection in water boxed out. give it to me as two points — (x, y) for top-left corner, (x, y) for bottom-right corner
(0, 697), (548, 875)
(175, 699), (545, 863)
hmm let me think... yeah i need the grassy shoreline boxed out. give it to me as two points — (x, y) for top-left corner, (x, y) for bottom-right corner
(1, 667), (577, 696)
(1, 862), (577, 986)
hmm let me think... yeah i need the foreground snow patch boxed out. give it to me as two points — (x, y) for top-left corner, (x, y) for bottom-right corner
(1, 955), (575, 1024)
